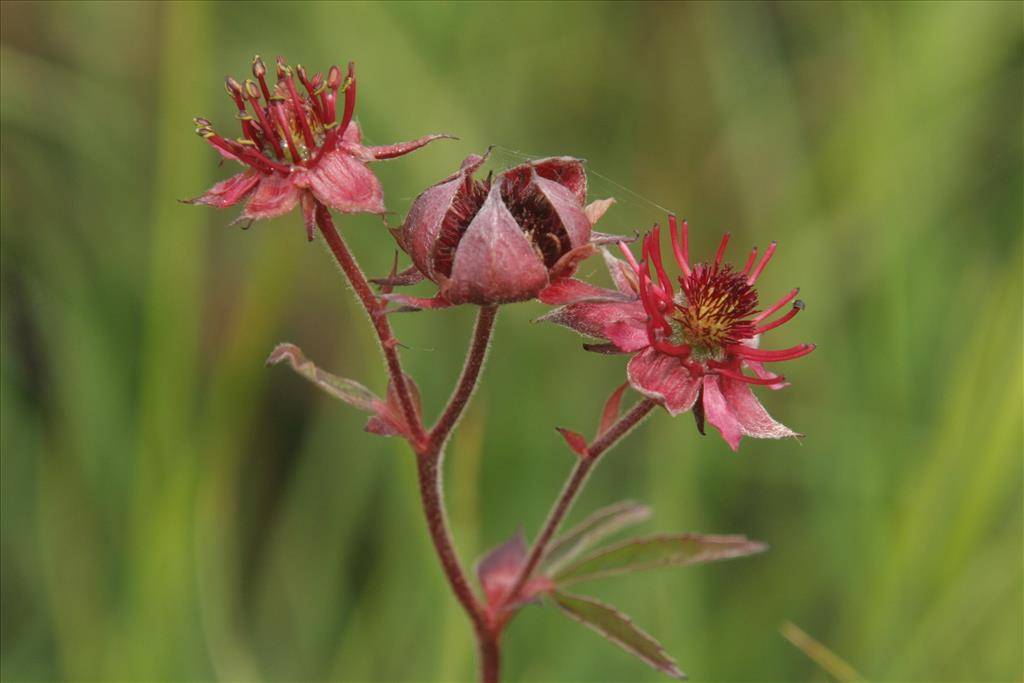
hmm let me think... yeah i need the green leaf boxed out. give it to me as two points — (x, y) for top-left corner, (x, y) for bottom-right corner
(267, 343), (383, 412)
(554, 533), (768, 586)
(543, 501), (652, 574)
(551, 591), (684, 679)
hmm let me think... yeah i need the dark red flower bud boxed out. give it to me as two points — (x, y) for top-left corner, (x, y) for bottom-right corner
(392, 154), (616, 307)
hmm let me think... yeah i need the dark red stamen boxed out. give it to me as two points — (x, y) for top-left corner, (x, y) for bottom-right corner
(741, 246), (758, 275)
(647, 225), (674, 297)
(711, 364), (786, 385)
(729, 343), (815, 362)
(748, 240), (776, 285)
(271, 99), (303, 163)
(714, 231), (730, 267)
(277, 58), (317, 151)
(252, 55), (272, 103)
(753, 300), (803, 335)
(753, 287), (799, 323)
(668, 215), (691, 277)
(338, 62), (357, 139)
(243, 79), (285, 160)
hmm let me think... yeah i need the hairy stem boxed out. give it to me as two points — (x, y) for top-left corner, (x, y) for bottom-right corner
(315, 212), (502, 679)
(479, 633), (501, 683)
(430, 305), (498, 449)
(504, 398), (658, 606)
(314, 204), (426, 445)
(416, 454), (489, 635)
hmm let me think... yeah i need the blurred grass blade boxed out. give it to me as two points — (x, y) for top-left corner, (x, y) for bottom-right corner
(781, 621), (865, 683)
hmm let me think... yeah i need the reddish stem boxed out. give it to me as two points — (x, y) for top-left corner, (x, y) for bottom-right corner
(479, 634), (501, 683)
(430, 305), (498, 450)
(503, 398), (658, 608)
(416, 453), (492, 635)
(314, 205), (427, 447)
(317, 206), (502, 680)
(317, 206), (501, 677)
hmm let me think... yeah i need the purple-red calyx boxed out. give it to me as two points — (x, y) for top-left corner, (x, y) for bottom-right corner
(380, 154), (618, 308)
(185, 55), (449, 240)
(539, 216), (814, 450)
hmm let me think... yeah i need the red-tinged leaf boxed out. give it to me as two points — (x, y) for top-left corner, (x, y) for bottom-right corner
(550, 591), (684, 679)
(598, 382), (629, 437)
(476, 531), (527, 608)
(267, 343), (383, 412)
(553, 533), (768, 586)
(556, 427), (589, 457)
(543, 501), (653, 574)
(365, 372), (422, 439)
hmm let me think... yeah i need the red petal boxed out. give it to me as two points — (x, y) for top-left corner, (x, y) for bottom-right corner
(530, 157), (587, 205)
(701, 375), (743, 451)
(604, 320), (649, 352)
(533, 174), (591, 249)
(185, 172), (259, 208)
(535, 301), (645, 340)
(301, 148), (386, 214)
(446, 183), (549, 305)
(402, 154), (489, 281)
(537, 278), (629, 306)
(718, 374), (799, 443)
(241, 174), (300, 220)
(340, 120), (363, 145)
(404, 176), (464, 280)
(603, 248), (640, 295)
(626, 348), (701, 416)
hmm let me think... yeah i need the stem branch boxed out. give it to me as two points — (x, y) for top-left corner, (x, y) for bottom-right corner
(314, 204), (426, 446)
(430, 306), (498, 449)
(504, 398), (658, 606)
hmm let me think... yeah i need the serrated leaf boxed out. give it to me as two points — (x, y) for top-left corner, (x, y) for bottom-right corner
(543, 501), (652, 574)
(551, 591), (684, 679)
(554, 533), (768, 585)
(267, 343), (382, 412)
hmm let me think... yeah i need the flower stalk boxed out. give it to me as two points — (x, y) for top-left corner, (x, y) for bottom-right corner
(502, 398), (658, 613)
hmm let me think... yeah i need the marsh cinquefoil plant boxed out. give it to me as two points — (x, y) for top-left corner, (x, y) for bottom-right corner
(187, 56), (815, 682)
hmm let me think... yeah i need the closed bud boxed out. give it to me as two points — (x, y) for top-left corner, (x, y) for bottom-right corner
(401, 154), (599, 306)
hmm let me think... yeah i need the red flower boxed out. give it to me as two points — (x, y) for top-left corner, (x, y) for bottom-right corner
(185, 56), (448, 240)
(540, 216), (814, 450)
(380, 153), (617, 308)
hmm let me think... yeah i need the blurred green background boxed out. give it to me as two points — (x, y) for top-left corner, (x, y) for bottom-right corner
(2, 1), (1021, 681)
